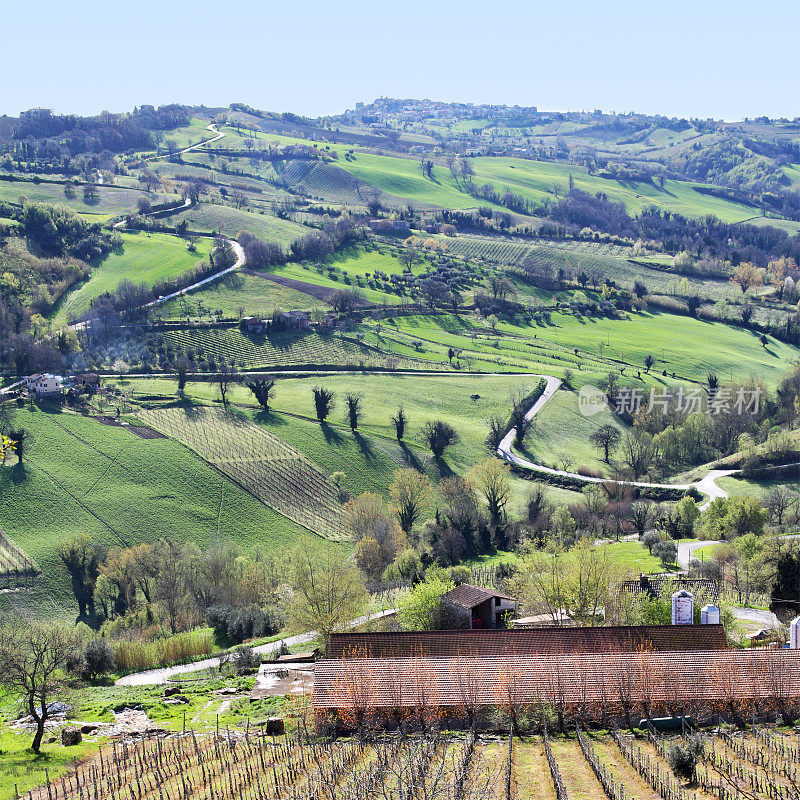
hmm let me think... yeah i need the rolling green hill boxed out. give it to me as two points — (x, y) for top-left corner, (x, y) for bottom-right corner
(49, 231), (213, 325)
(0, 406), (336, 618)
(170, 203), (306, 245)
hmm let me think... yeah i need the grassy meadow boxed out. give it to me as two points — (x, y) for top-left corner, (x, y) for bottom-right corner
(0, 180), (178, 217)
(159, 271), (326, 318)
(171, 203), (306, 245)
(50, 231), (213, 325)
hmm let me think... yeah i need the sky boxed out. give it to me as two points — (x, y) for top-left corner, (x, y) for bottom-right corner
(2, 0), (799, 121)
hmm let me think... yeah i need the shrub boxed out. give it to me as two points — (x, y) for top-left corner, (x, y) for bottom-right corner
(667, 735), (704, 782)
(642, 531), (661, 552)
(83, 638), (115, 680)
(232, 645), (260, 675)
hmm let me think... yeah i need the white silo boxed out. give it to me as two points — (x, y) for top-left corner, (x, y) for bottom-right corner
(671, 590), (694, 625)
(789, 617), (800, 649)
(701, 604), (720, 625)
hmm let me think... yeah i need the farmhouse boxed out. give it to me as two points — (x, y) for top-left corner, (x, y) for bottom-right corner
(368, 218), (410, 234)
(73, 372), (99, 387)
(440, 584), (518, 629)
(24, 373), (65, 396)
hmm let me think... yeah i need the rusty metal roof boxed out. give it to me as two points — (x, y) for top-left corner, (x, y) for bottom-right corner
(327, 625), (727, 659)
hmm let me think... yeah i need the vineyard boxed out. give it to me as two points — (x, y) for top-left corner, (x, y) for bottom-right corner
(440, 235), (631, 268)
(279, 160), (378, 207)
(20, 727), (800, 800)
(159, 327), (438, 371)
(136, 406), (347, 540)
(0, 525), (38, 585)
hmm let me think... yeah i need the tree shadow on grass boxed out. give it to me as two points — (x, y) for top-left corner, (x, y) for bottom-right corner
(432, 455), (455, 479)
(352, 431), (377, 462)
(399, 442), (423, 470)
(253, 409), (288, 427)
(10, 461), (29, 484)
(320, 421), (344, 446)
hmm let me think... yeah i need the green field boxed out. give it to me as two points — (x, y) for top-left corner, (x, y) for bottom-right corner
(160, 327), (438, 371)
(519, 388), (628, 476)
(160, 271), (326, 319)
(0, 180), (178, 217)
(716, 474), (800, 500)
(49, 231), (213, 325)
(171, 203), (306, 245)
(469, 157), (759, 223)
(262, 245), (431, 304)
(0, 407), (333, 617)
(441, 234), (741, 302)
(109, 372), (567, 512)
(210, 126), (761, 221)
(501, 309), (798, 387)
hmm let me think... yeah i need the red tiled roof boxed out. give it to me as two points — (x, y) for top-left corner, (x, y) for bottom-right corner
(442, 584), (516, 609)
(314, 649), (800, 711)
(327, 625), (727, 659)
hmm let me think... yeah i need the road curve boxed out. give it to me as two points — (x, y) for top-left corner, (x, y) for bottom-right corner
(495, 375), (738, 509)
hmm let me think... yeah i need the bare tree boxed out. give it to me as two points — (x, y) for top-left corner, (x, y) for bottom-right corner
(590, 424), (621, 462)
(0, 619), (82, 752)
(216, 361), (239, 408)
(765, 487), (797, 526)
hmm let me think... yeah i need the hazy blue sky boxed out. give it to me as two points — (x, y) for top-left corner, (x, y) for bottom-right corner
(2, 0), (797, 120)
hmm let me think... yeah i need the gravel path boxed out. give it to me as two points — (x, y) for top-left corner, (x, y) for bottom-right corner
(116, 608), (396, 686)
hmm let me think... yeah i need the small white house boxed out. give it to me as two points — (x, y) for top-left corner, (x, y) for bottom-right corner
(25, 373), (65, 396)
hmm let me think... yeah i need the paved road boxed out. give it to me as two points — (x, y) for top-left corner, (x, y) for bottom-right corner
(144, 238), (245, 308)
(116, 608), (396, 686)
(494, 376), (738, 502)
(677, 540), (720, 570)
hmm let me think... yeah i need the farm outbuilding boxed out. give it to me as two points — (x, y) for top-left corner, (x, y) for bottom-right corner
(440, 584), (518, 629)
(328, 624), (727, 660)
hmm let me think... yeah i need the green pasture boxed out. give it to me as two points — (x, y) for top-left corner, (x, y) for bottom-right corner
(0, 180), (178, 217)
(0, 730), (94, 800)
(716, 474), (800, 500)
(495, 309), (799, 388)
(50, 231), (212, 325)
(171, 203), (305, 245)
(106, 373), (582, 515)
(0, 406), (333, 617)
(150, 118), (217, 153)
(469, 157), (759, 223)
(518, 388), (628, 476)
(159, 271), (327, 319)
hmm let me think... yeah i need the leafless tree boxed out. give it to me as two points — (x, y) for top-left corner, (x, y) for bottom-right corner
(0, 618), (82, 752)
